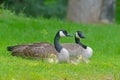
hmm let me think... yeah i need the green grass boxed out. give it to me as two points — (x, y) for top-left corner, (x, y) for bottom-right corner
(0, 9), (120, 80)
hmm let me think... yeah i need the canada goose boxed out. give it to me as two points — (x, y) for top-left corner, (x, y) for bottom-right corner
(54, 30), (72, 63)
(61, 31), (93, 63)
(7, 30), (72, 63)
(7, 42), (57, 59)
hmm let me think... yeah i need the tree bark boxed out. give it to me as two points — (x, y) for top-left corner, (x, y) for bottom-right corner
(100, 0), (116, 23)
(66, 0), (116, 24)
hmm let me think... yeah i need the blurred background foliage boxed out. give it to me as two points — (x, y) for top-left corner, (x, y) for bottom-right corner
(4, 0), (68, 19)
(116, 0), (120, 23)
(0, 0), (120, 23)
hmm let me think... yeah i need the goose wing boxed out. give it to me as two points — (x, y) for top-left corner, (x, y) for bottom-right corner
(7, 42), (57, 58)
(61, 43), (82, 56)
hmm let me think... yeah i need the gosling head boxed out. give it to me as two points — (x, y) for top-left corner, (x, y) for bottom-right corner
(49, 54), (57, 59)
(75, 31), (86, 39)
(48, 54), (58, 63)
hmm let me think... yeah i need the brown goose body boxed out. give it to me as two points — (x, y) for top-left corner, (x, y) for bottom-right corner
(7, 42), (57, 59)
(61, 43), (82, 57)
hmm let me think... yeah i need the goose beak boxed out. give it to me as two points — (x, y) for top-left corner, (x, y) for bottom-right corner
(81, 36), (86, 39)
(80, 33), (86, 38)
(66, 33), (73, 37)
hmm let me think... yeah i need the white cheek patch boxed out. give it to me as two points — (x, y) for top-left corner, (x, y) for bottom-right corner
(59, 31), (65, 37)
(76, 32), (80, 38)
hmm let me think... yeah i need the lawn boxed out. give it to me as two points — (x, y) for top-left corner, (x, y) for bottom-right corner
(0, 10), (120, 80)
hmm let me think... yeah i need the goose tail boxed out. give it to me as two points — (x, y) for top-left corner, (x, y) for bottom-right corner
(7, 46), (16, 51)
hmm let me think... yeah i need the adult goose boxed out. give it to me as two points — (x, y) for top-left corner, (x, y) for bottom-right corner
(7, 42), (57, 59)
(54, 30), (72, 63)
(7, 30), (71, 62)
(61, 31), (93, 63)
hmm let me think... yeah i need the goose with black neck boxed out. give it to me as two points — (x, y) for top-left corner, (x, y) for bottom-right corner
(54, 30), (72, 63)
(62, 31), (93, 63)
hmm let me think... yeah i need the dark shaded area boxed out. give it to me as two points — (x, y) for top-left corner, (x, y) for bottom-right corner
(100, 0), (116, 23)
(0, 0), (4, 5)
(116, 0), (120, 23)
(4, 0), (68, 19)
(0, 0), (4, 4)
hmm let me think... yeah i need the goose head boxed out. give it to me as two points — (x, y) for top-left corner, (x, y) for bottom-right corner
(75, 31), (86, 47)
(55, 29), (72, 49)
(58, 30), (72, 37)
(75, 31), (86, 39)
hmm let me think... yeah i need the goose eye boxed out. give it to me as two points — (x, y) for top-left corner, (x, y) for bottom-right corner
(78, 32), (85, 38)
(78, 33), (81, 36)
(63, 31), (67, 35)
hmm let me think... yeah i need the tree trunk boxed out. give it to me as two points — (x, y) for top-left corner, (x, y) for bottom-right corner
(66, 0), (116, 24)
(100, 0), (116, 23)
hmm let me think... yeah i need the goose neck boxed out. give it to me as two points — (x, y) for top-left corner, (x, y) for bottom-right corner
(54, 33), (62, 53)
(75, 37), (87, 49)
